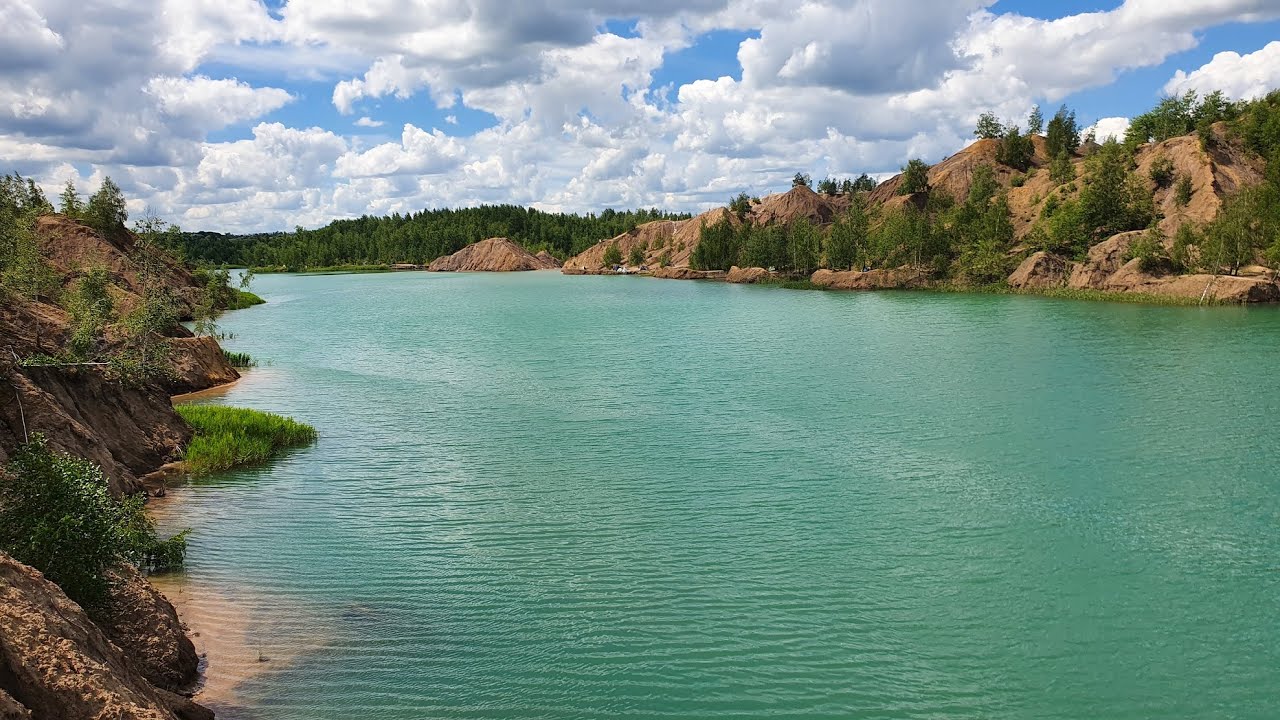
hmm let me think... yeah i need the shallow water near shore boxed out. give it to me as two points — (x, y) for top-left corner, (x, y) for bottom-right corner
(156, 271), (1280, 719)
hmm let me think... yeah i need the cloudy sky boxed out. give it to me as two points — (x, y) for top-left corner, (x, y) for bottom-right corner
(3, 0), (1280, 232)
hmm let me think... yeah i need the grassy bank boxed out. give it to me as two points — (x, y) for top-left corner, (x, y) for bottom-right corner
(228, 289), (266, 309)
(928, 282), (1229, 306)
(175, 405), (317, 475)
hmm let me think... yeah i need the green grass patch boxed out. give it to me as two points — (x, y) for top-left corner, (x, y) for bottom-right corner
(754, 277), (828, 291)
(228, 289), (266, 309)
(175, 405), (316, 475)
(927, 281), (1228, 306)
(221, 349), (256, 368)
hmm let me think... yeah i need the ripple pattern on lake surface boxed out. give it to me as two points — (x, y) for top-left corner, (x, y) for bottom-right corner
(159, 272), (1280, 719)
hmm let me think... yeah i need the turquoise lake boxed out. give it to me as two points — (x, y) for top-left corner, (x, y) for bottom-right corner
(159, 271), (1280, 719)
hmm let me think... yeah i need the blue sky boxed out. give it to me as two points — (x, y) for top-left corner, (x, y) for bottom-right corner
(3, 0), (1279, 232)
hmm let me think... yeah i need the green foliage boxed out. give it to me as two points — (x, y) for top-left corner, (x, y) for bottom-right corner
(898, 159), (931, 195)
(825, 202), (869, 270)
(867, 205), (936, 269)
(1045, 105), (1081, 159)
(739, 224), (787, 270)
(85, 177), (128, 238)
(1171, 223), (1199, 272)
(728, 192), (753, 219)
(1028, 105), (1044, 135)
(173, 206), (691, 269)
(690, 220), (740, 271)
(974, 111), (1005, 139)
(1125, 226), (1172, 273)
(1039, 139), (1155, 257)
(0, 436), (188, 614)
(1010, 174), (1026, 188)
(58, 179), (83, 218)
(628, 245), (645, 267)
(66, 267), (115, 359)
(816, 177), (839, 195)
(792, 173), (811, 188)
(996, 125), (1035, 171)
(175, 405), (317, 475)
(851, 173), (878, 192)
(1174, 175), (1194, 207)
(1200, 183), (1280, 275)
(1126, 90), (1241, 147)
(786, 220), (821, 275)
(1233, 90), (1280, 161)
(222, 350), (256, 368)
(947, 166), (1016, 283)
(1049, 151), (1076, 185)
(602, 242), (623, 267)
(1149, 154), (1175, 188)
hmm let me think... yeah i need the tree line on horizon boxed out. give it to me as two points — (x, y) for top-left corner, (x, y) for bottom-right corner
(169, 205), (692, 269)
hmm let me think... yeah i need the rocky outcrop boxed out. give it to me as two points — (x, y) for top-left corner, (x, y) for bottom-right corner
(749, 185), (838, 226)
(428, 237), (554, 272)
(726, 266), (771, 284)
(165, 336), (240, 396)
(533, 251), (561, 269)
(1067, 231), (1144, 289)
(1100, 260), (1280, 302)
(810, 267), (930, 290)
(652, 267), (725, 280)
(0, 553), (212, 720)
(0, 363), (191, 497)
(0, 690), (30, 719)
(98, 566), (200, 692)
(563, 208), (739, 274)
(1008, 252), (1076, 290)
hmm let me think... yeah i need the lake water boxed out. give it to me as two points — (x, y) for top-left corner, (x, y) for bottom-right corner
(158, 271), (1280, 719)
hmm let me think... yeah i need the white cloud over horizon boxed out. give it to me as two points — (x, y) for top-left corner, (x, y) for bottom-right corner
(1, 0), (1278, 232)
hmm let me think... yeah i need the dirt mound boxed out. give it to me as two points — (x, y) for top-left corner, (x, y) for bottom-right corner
(1134, 125), (1266, 237)
(428, 237), (552, 272)
(1008, 252), (1075, 289)
(35, 216), (200, 318)
(562, 220), (678, 273)
(726, 266), (771, 284)
(870, 138), (1049, 208)
(533, 251), (561, 269)
(810, 267), (929, 290)
(750, 185), (838, 226)
(0, 553), (212, 720)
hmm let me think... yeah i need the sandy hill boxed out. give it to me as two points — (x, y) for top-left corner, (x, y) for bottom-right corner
(428, 237), (558, 272)
(750, 184), (842, 226)
(562, 208), (740, 273)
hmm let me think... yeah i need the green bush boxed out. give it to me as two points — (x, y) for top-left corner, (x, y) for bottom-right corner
(1149, 155), (1175, 188)
(0, 436), (188, 614)
(898, 159), (931, 195)
(175, 405), (317, 475)
(602, 242), (622, 267)
(628, 245), (645, 267)
(1174, 175), (1194, 207)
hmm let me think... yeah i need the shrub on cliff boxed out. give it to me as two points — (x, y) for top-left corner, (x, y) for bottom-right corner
(0, 436), (188, 614)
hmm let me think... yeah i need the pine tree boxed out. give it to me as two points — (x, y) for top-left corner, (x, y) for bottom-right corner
(59, 179), (83, 217)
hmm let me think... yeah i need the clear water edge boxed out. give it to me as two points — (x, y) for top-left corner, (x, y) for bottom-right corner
(154, 271), (1280, 719)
